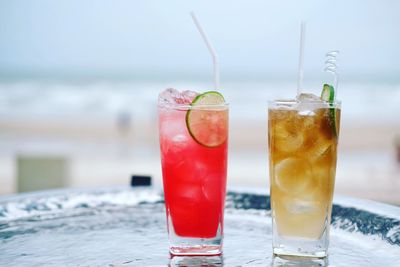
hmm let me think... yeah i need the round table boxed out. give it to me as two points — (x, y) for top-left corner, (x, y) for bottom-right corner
(0, 187), (399, 266)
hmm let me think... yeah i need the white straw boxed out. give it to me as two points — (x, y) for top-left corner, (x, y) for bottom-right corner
(190, 11), (220, 91)
(297, 21), (306, 98)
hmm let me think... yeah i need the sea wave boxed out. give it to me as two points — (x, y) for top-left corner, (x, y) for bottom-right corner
(0, 81), (399, 122)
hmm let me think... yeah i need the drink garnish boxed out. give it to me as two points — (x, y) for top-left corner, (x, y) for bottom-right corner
(321, 84), (335, 102)
(185, 91), (228, 147)
(321, 83), (338, 136)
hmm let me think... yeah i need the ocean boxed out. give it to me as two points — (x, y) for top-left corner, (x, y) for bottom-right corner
(0, 80), (399, 123)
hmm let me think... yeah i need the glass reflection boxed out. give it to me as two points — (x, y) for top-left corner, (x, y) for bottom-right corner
(169, 255), (223, 267)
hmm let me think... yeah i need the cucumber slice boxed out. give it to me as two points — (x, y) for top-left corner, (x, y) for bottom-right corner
(185, 91), (228, 147)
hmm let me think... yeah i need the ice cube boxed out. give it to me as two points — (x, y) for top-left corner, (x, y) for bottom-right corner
(273, 118), (304, 153)
(274, 157), (312, 195)
(158, 88), (180, 105)
(285, 198), (318, 214)
(172, 134), (188, 143)
(181, 90), (198, 103)
(158, 88), (198, 106)
(297, 93), (325, 115)
(298, 109), (316, 116)
(307, 139), (332, 162)
(297, 93), (321, 102)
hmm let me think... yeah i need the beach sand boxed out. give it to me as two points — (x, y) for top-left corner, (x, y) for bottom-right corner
(0, 116), (399, 205)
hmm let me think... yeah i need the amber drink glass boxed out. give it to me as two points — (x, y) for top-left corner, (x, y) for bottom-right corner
(268, 99), (341, 258)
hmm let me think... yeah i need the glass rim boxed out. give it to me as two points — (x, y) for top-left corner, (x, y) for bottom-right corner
(268, 99), (341, 107)
(158, 102), (229, 110)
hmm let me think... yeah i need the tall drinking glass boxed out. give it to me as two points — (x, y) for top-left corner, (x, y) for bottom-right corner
(268, 98), (341, 258)
(158, 89), (229, 255)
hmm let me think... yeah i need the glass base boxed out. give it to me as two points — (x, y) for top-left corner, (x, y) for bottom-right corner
(272, 211), (330, 258)
(272, 254), (328, 267)
(169, 235), (222, 255)
(167, 215), (223, 256)
(273, 247), (327, 258)
(273, 235), (328, 258)
(170, 243), (222, 256)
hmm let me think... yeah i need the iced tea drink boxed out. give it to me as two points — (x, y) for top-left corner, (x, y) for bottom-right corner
(158, 89), (228, 256)
(268, 94), (340, 258)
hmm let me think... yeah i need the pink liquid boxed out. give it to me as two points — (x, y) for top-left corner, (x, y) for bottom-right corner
(159, 107), (228, 238)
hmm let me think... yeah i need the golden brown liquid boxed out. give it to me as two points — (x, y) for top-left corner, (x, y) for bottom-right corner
(269, 105), (340, 239)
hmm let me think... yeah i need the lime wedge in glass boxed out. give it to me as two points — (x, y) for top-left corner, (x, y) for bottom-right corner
(185, 91), (228, 147)
(321, 84), (335, 102)
(321, 84), (338, 136)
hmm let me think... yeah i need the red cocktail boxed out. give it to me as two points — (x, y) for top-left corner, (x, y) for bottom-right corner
(158, 89), (228, 255)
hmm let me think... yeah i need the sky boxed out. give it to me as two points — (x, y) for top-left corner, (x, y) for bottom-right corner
(0, 0), (399, 82)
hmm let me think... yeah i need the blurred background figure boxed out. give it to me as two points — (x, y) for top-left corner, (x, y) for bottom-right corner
(0, 0), (399, 204)
(116, 110), (133, 156)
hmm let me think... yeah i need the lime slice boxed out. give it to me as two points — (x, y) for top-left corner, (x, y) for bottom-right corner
(321, 84), (335, 102)
(321, 84), (338, 137)
(185, 91), (228, 147)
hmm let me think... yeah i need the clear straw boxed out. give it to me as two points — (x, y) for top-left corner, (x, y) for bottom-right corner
(297, 21), (306, 98)
(190, 11), (220, 91)
(324, 50), (339, 100)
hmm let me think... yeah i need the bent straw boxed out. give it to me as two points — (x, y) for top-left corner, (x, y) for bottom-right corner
(190, 11), (220, 91)
(297, 21), (306, 98)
